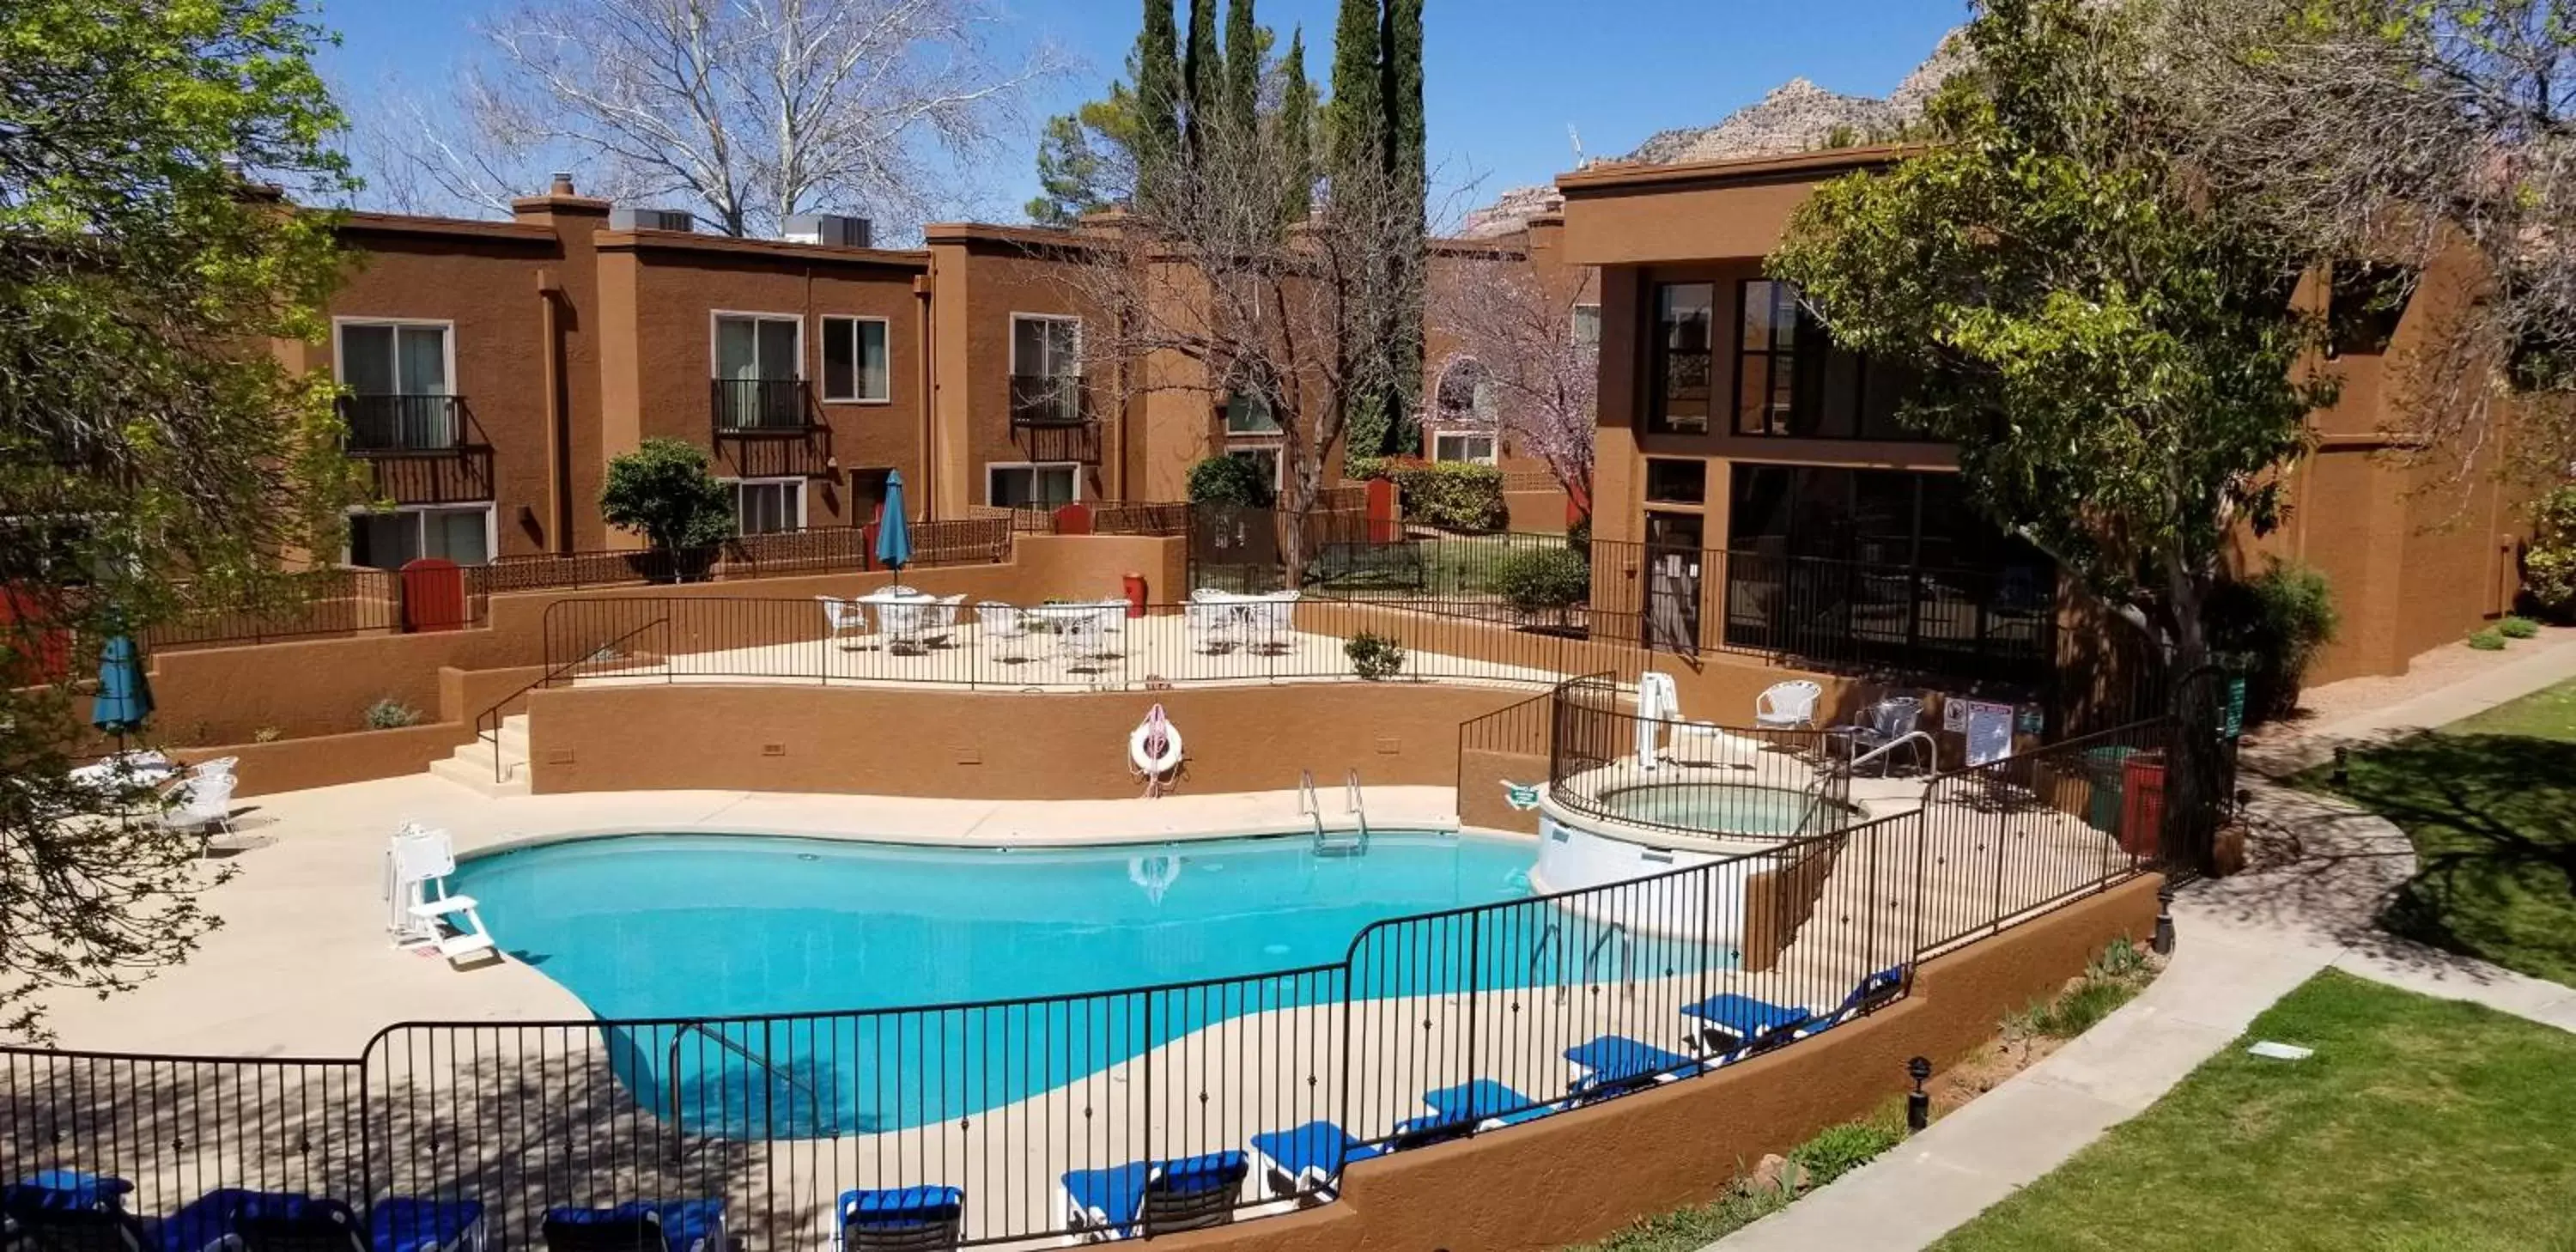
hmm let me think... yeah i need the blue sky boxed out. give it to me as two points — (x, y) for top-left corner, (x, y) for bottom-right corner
(315, 0), (1967, 222)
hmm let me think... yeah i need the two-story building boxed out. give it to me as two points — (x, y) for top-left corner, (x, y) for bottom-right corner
(1558, 145), (2528, 684)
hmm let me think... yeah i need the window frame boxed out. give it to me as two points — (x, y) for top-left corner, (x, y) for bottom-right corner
(817, 315), (892, 404)
(343, 501), (495, 568)
(1008, 313), (1084, 379)
(984, 459), (1084, 509)
(1649, 282), (1716, 436)
(1223, 442), (1285, 492)
(1734, 279), (1805, 437)
(708, 311), (805, 381)
(331, 317), (456, 397)
(1571, 303), (1601, 348)
(1431, 430), (1499, 465)
(721, 476), (809, 536)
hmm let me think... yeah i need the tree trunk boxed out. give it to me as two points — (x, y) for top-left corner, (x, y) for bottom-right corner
(2160, 559), (2230, 877)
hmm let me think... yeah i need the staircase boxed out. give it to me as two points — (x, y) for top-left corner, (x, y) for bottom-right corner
(429, 714), (531, 797)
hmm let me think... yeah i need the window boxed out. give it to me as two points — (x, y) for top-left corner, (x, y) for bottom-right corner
(1736, 281), (1801, 435)
(714, 313), (800, 381)
(1571, 304), (1601, 349)
(1650, 283), (1715, 435)
(347, 504), (491, 569)
(1643, 458), (1707, 505)
(1011, 314), (1082, 378)
(337, 320), (456, 450)
(1732, 280), (1916, 440)
(2327, 262), (2414, 359)
(727, 477), (805, 535)
(1224, 389), (1280, 435)
(821, 317), (890, 402)
(987, 463), (1078, 508)
(1432, 431), (1498, 464)
(1225, 445), (1282, 491)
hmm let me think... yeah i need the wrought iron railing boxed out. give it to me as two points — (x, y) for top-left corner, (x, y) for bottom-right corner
(711, 378), (814, 434)
(338, 395), (468, 453)
(1007, 374), (1086, 428)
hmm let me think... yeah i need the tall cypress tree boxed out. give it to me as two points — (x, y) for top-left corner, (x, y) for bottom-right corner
(1277, 26), (1315, 222)
(1378, 0), (1426, 455)
(1223, 0), (1261, 134)
(1133, 0), (1183, 205)
(1323, 0), (1382, 178)
(1183, 0), (1223, 156)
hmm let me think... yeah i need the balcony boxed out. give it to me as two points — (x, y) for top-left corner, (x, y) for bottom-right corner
(711, 378), (815, 435)
(1009, 374), (1089, 428)
(339, 395), (467, 454)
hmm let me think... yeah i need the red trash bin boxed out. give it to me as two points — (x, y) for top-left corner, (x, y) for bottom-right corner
(1121, 572), (1148, 618)
(2119, 753), (2167, 859)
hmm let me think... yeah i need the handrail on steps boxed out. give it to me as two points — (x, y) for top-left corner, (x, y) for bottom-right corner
(472, 615), (670, 782)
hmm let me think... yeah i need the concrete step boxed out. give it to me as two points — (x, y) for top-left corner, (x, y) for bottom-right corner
(497, 723), (530, 759)
(428, 751), (529, 798)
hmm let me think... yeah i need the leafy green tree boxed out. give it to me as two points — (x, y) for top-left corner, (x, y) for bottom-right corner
(1186, 455), (1277, 509)
(1323, 0), (1383, 177)
(0, 0), (356, 1041)
(1027, 94), (1138, 226)
(1376, 0), (1426, 457)
(1183, 0), (1221, 157)
(1223, 0), (1261, 132)
(1274, 27), (1316, 221)
(599, 439), (737, 556)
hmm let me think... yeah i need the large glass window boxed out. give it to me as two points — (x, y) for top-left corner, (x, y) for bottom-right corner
(1224, 388), (1279, 435)
(1643, 458), (1707, 505)
(338, 321), (456, 450)
(1431, 431), (1498, 464)
(1012, 315), (1081, 378)
(728, 478), (804, 535)
(1650, 283), (1715, 435)
(347, 504), (490, 569)
(820, 317), (890, 402)
(988, 463), (1078, 508)
(1733, 280), (1918, 440)
(714, 314), (799, 381)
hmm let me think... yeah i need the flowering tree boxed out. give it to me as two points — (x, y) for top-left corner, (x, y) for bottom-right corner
(1420, 251), (1596, 515)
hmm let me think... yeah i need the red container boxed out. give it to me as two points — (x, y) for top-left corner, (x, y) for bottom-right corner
(2120, 754), (2167, 859)
(1122, 572), (1148, 618)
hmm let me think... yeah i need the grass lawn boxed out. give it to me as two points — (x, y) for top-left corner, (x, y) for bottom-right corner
(2294, 676), (2576, 986)
(1934, 970), (2576, 1252)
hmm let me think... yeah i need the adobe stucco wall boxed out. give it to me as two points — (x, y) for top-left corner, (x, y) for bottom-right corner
(526, 682), (1530, 799)
(1154, 875), (2162, 1252)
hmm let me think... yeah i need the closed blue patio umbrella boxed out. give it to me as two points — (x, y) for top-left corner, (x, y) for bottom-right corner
(875, 471), (914, 574)
(90, 634), (154, 736)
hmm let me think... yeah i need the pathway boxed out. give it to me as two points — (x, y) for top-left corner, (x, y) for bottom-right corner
(1704, 640), (2576, 1252)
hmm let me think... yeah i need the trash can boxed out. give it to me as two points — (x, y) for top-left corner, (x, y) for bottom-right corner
(2081, 745), (2138, 834)
(2120, 752), (2168, 859)
(1122, 572), (1148, 618)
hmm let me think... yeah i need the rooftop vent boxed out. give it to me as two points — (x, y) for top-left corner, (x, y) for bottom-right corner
(785, 214), (873, 249)
(611, 207), (696, 233)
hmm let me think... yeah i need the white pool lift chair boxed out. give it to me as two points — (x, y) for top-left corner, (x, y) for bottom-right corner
(386, 824), (500, 967)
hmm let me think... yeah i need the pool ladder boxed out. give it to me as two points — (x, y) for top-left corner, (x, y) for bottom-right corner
(1300, 769), (1370, 856)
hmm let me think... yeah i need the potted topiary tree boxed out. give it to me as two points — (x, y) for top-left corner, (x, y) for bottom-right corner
(599, 438), (736, 582)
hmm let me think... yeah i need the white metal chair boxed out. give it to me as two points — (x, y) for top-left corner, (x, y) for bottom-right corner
(977, 601), (1032, 661)
(817, 596), (869, 647)
(1186, 601), (1244, 653)
(924, 594), (968, 647)
(161, 772), (236, 838)
(1242, 591), (1299, 655)
(878, 599), (930, 654)
(1062, 612), (1116, 674)
(1753, 680), (1825, 732)
(1844, 696), (1929, 775)
(386, 824), (498, 966)
(188, 756), (240, 779)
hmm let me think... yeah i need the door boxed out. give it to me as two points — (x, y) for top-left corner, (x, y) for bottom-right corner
(1643, 511), (1704, 655)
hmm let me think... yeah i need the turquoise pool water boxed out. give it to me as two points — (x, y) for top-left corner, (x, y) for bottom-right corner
(453, 830), (1735, 1135)
(1599, 782), (1859, 836)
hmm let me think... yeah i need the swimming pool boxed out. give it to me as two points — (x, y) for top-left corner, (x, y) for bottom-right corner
(453, 830), (1733, 1135)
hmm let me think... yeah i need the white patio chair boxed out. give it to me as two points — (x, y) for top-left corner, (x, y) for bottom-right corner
(977, 601), (1033, 661)
(878, 599), (931, 655)
(161, 772), (236, 838)
(188, 756), (240, 779)
(1187, 600), (1243, 653)
(817, 596), (869, 648)
(924, 594), (967, 647)
(1242, 591), (1299, 655)
(1062, 612), (1116, 674)
(1754, 680), (1825, 732)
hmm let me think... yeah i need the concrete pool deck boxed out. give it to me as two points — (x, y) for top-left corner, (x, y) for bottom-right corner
(29, 780), (1473, 1056)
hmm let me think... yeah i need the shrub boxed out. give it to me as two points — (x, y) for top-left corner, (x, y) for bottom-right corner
(1186, 455), (1275, 508)
(2468, 628), (2507, 651)
(600, 438), (734, 556)
(2525, 485), (2576, 619)
(1342, 453), (1391, 482)
(2208, 559), (2340, 722)
(2500, 615), (2542, 640)
(252, 726), (282, 744)
(1787, 1120), (1905, 1188)
(363, 698), (422, 730)
(1492, 545), (1593, 618)
(1346, 631), (1406, 680)
(1387, 459), (1506, 532)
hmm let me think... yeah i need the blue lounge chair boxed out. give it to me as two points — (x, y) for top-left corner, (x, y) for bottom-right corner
(1565, 1036), (1699, 1099)
(836, 1188), (961, 1252)
(229, 1194), (483, 1252)
(3, 1176), (258, 1252)
(540, 1200), (725, 1252)
(1248, 1123), (1383, 1196)
(1060, 1151), (1247, 1241)
(1680, 993), (1814, 1057)
(1805, 965), (1908, 1034)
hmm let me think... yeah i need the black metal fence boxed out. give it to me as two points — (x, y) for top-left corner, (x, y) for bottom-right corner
(138, 568), (413, 652)
(3, 682), (2185, 1249)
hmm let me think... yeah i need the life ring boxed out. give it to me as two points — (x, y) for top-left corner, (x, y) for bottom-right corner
(1129, 707), (1184, 777)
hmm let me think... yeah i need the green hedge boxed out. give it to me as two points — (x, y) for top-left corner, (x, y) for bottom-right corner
(2528, 484), (2576, 620)
(2208, 559), (2340, 722)
(1493, 545), (1593, 615)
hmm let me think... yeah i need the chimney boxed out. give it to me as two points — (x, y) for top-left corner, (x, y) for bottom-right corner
(549, 171), (576, 196)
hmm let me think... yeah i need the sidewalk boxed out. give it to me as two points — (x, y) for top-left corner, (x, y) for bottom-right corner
(1704, 642), (2576, 1252)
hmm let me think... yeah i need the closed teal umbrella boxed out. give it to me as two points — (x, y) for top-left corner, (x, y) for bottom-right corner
(90, 635), (154, 734)
(875, 471), (914, 573)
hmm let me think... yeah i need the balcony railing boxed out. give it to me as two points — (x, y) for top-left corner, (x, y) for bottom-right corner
(710, 378), (813, 435)
(338, 395), (465, 454)
(1008, 374), (1088, 428)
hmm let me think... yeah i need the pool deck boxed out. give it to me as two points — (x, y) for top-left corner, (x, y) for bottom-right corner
(27, 780), (1473, 1057)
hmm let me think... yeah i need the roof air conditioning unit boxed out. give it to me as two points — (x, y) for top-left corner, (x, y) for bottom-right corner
(785, 214), (873, 249)
(610, 207), (696, 233)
